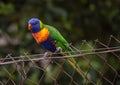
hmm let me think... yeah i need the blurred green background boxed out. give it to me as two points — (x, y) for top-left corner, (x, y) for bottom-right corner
(0, 0), (120, 85)
(0, 0), (120, 56)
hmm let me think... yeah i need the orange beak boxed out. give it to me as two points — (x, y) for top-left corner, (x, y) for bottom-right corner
(28, 24), (32, 30)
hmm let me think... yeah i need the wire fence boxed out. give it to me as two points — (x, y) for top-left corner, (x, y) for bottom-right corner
(0, 35), (120, 85)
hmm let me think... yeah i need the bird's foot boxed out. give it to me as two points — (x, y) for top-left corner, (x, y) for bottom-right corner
(56, 47), (62, 53)
(43, 52), (54, 63)
(42, 52), (53, 68)
(43, 52), (49, 58)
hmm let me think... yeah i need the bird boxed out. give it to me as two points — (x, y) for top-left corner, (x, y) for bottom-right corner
(28, 18), (84, 78)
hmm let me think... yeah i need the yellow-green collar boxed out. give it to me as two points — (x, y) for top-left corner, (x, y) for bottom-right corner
(39, 20), (44, 29)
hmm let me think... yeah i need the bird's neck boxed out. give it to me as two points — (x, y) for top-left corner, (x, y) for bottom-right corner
(40, 20), (44, 29)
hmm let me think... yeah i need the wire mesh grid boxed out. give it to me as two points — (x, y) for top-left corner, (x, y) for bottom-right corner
(0, 35), (120, 85)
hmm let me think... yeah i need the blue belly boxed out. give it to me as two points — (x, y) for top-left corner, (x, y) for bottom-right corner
(40, 37), (56, 52)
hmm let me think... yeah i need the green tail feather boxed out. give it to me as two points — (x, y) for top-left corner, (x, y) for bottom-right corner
(65, 46), (85, 79)
(67, 57), (85, 79)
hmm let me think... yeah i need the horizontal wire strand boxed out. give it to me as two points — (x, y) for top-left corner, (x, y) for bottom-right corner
(0, 47), (120, 65)
(0, 46), (120, 61)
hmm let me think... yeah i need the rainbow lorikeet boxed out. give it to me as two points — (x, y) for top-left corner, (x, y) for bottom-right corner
(28, 18), (84, 78)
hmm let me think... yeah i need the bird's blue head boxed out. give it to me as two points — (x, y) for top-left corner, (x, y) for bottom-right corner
(28, 18), (41, 33)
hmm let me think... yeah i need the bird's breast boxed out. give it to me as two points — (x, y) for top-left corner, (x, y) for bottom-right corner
(32, 28), (50, 43)
(41, 37), (57, 52)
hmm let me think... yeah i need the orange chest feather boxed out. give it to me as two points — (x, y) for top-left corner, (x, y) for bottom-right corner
(32, 28), (50, 43)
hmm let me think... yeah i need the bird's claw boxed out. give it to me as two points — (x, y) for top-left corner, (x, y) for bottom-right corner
(56, 47), (62, 53)
(43, 52), (54, 63)
(43, 52), (49, 58)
